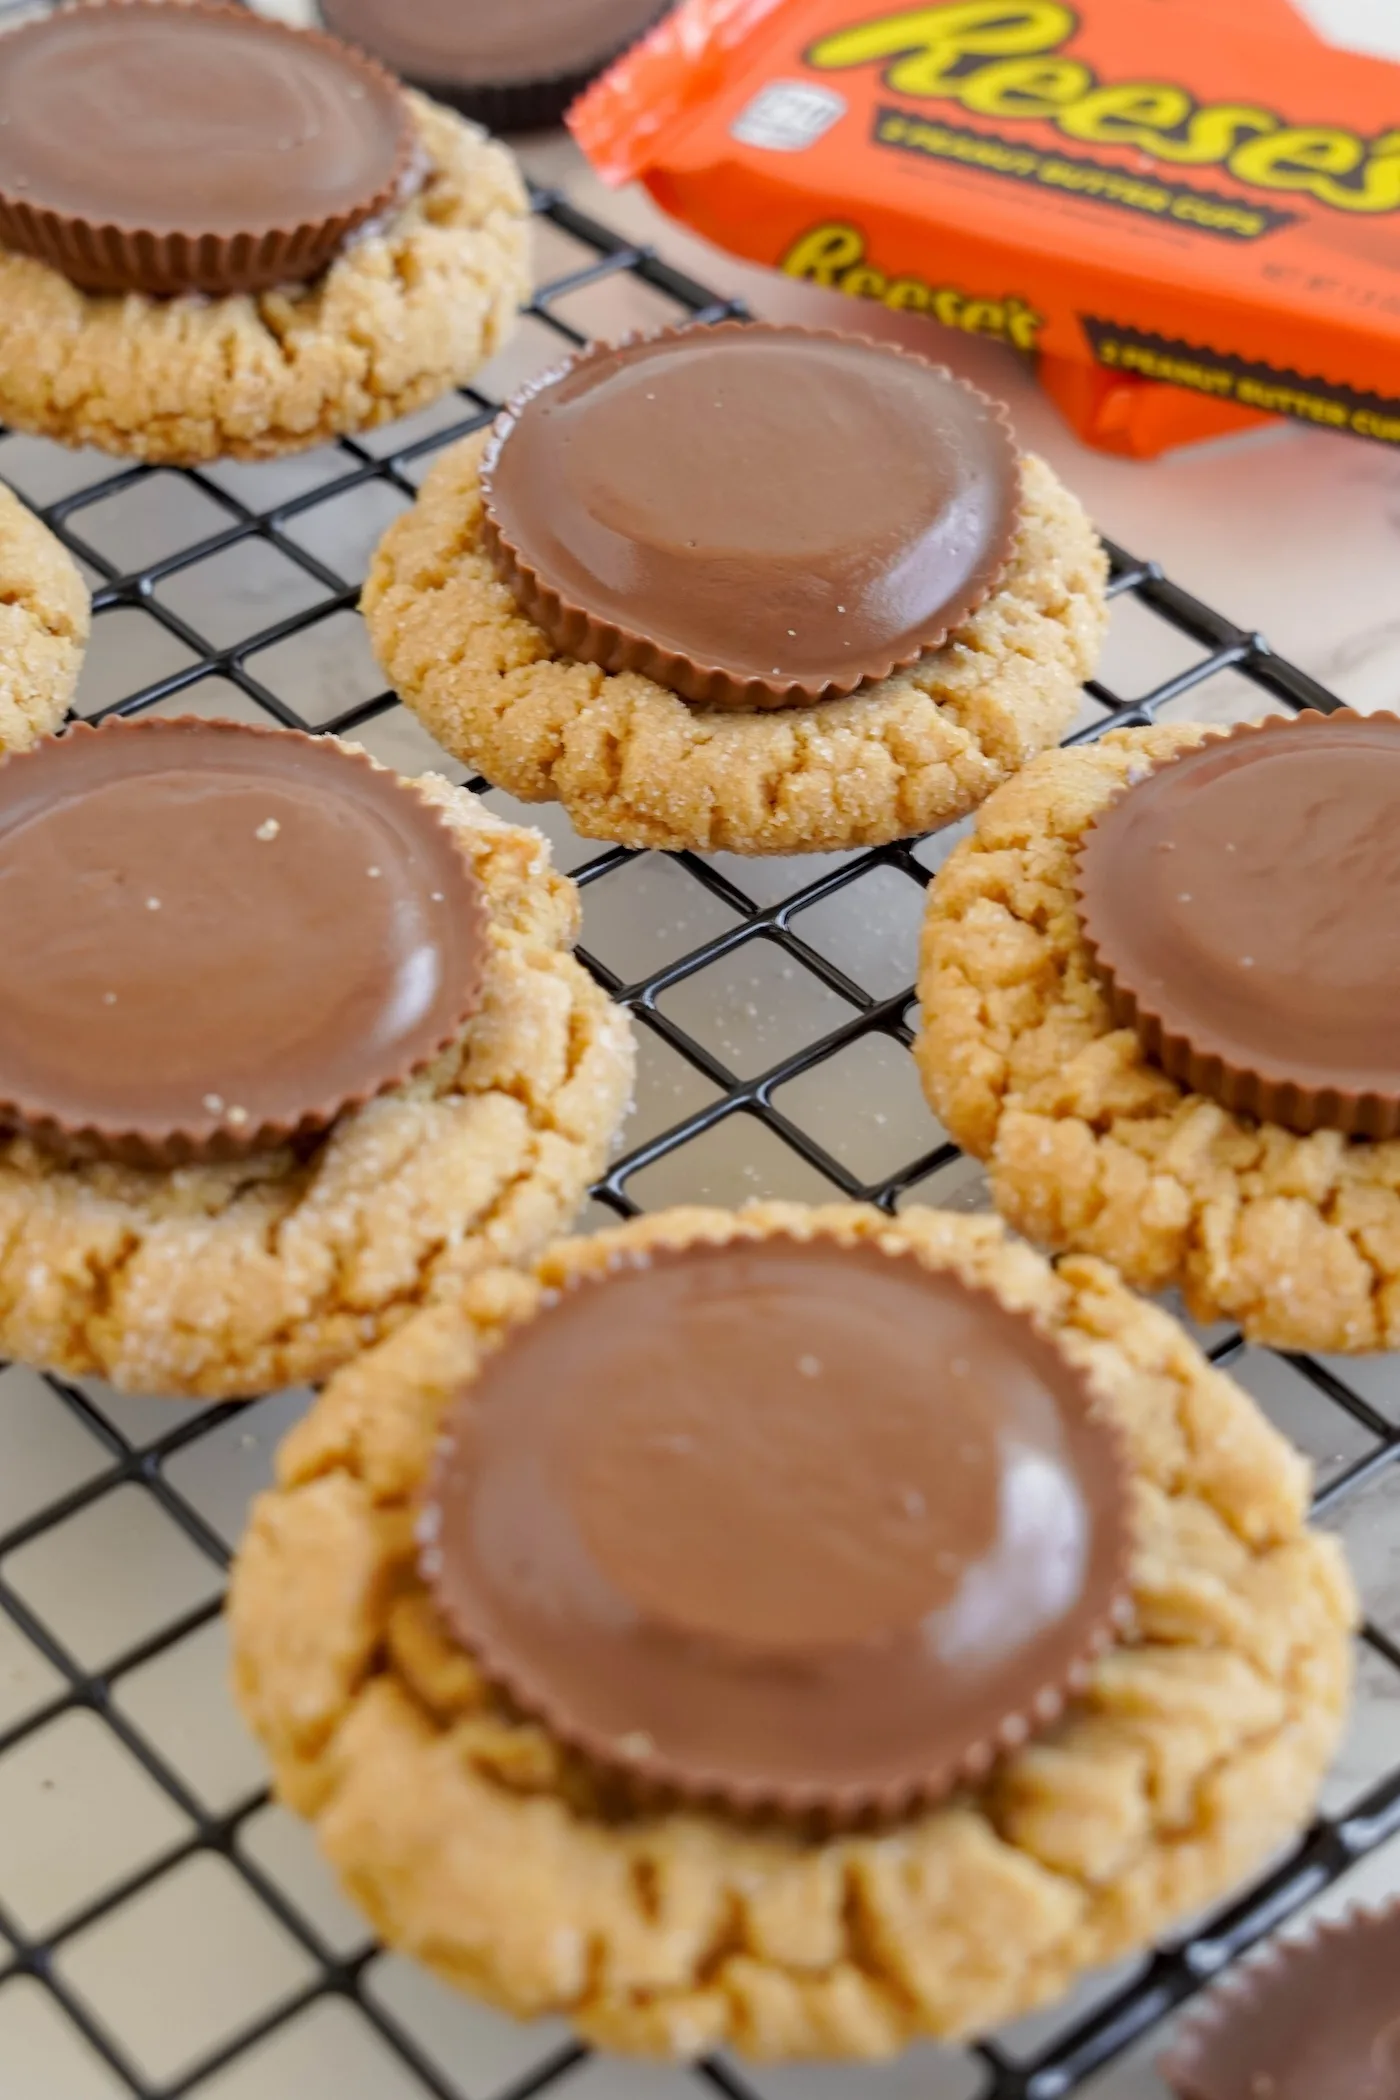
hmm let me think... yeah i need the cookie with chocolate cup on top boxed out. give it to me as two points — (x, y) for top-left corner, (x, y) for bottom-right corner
(0, 715), (633, 1398)
(1160, 1899), (1400, 2100)
(0, 1), (530, 464)
(0, 482), (88, 752)
(228, 1199), (1355, 2061)
(319, 0), (668, 134)
(362, 321), (1109, 855)
(916, 708), (1400, 1353)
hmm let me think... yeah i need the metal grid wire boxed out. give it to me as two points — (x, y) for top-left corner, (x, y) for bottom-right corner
(0, 181), (1397, 2100)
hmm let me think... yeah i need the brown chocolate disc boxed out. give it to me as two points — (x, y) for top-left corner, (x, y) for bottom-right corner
(0, 2), (417, 298)
(320, 0), (665, 132)
(1161, 1903), (1400, 2100)
(0, 718), (487, 1165)
(1077, 711), (1400, 1138)
(424, 1235), (1131, 1822)
(479, 323), (1021, 712)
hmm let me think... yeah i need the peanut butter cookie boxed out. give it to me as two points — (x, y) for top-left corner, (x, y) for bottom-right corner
(229, 1200), (1354, 2060)
(916, 721), (1400, 1353)
(362, 419), (1108, 856)
(0, 756), (633, 1398)
(0, 95), (529, 465)
(0, 483), (88, 750)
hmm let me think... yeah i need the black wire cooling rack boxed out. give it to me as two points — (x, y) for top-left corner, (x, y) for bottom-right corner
(0, 174), (1397, 2100)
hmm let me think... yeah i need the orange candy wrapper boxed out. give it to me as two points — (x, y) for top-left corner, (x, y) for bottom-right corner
(571, 0), (1400, 458)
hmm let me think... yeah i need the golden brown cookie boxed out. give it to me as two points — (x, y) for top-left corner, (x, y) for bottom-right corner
(914, 721), (1400, 1353)
(0, 758), (633, 1397)
(0, 95), (529, 465)
(361, 440), (1108, 855)
(228, 1200), (1354, 2060)
(0, 483), (88, 749)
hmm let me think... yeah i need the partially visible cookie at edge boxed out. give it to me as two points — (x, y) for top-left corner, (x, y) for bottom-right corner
(0, 483), (88, 751)
(916, 719), (1400, 1352)
(0, 733), (634, 1398)
(228, 1199), (1354, 2061)
(0, 38), (530, 465)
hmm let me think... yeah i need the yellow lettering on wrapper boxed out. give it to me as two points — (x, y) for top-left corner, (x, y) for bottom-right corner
(808, 1), (1400, 214)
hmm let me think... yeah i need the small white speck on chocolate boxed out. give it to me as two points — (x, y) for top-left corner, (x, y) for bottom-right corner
(430, 891), (444, 902)
(203, 1093), (224, 1114)
(797, 1354), (822, 1378)
(226, 1105), (249, 1126)
(255, 818), (280, 841)
(145, 897), (161, 911)
(102, 992), (117, 1005)
(366, 865), (382, 878)
(617, 1731), (654, 1760)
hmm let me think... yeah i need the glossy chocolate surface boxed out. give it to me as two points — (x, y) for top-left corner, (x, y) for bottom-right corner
(0, 719), (486, 1163)
(426, 1235), (1129, 1818)
(1078, 712), (1400, 1136)
(0, 3), (414, 295)
(1163, 1905), (1400, 2100)
(480, 324), (1020, 710)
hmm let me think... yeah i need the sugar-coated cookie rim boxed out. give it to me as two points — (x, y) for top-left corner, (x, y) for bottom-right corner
(227, 1198), (1355, 2057)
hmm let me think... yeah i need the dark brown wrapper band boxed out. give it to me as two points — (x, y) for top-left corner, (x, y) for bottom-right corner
(1077, 711), (1400, 1139)
(0, 718), (488, 1166)
(1160, 1901), (1400, 2100)
(320, 0), (668, 134)
(0, 2), (418, 298)
(422, 1233), (1133, 1825)
(479, 322), (1022, 713)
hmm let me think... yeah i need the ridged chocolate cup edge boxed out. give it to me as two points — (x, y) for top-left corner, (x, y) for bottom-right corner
(1075, 709), (1400, 1140)
(0, 716), (489, 1168)
(1159, 1900), (1400, 2099)
(421, 1231), (1137, 1830)
(320, 0), (669, 135)
(0, 1), (420, 298)
(479, 321), (1025, 714)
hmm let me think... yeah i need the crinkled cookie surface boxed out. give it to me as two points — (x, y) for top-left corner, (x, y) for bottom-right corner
(0, 482), (88, 751)
(362, 444), (1108, 854)
(0, 766), (634, 1397)
(230, 1199), (1354, 2059)
(0, 96), (530, 463)
(917, 723), (1400, 1352)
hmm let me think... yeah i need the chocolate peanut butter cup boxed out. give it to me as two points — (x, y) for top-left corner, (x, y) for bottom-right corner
(479, 322), (1021, 712)
(0, 718), (487, 1165)
(1160, 1902), (1400, 2100)
(0, 1), (418, 298)
(423, 1234), (1131, 1823)
(1077, 711), (1400, 1139)
(320, 0), (666, 135)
